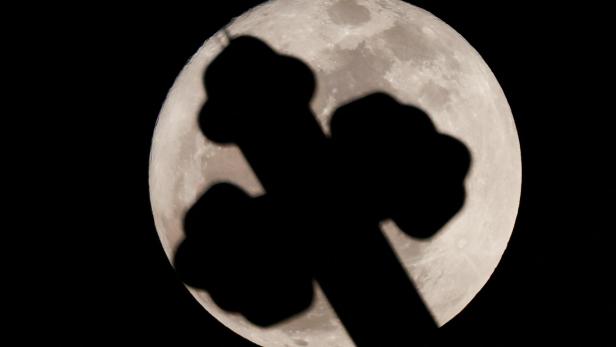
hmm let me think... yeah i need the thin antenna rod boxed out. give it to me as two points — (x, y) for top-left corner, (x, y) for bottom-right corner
(223, 27), (232, 41)
(220, 17), (236, 47)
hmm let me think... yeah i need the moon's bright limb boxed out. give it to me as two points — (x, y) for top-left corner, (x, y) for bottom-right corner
(149, 0), (522, 346)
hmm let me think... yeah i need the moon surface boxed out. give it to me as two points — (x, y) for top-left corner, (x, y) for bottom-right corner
(149, 0), (522, 346)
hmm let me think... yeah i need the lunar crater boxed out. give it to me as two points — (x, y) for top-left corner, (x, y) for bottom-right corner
(327, 0), (371, 26)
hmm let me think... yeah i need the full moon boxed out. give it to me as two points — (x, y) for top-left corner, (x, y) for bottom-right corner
(149, 0), (522, 346)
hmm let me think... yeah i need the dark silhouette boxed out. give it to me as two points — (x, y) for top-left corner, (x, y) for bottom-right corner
(174, 36), (471, 346)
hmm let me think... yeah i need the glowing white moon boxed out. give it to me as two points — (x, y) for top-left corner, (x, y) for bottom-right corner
(149, 0), (521, 346)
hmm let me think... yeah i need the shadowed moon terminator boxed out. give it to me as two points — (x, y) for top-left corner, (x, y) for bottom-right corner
(174, 36), (471, 346)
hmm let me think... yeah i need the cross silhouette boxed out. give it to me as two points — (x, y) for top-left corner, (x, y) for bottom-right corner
(175, 36), (471, 346)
